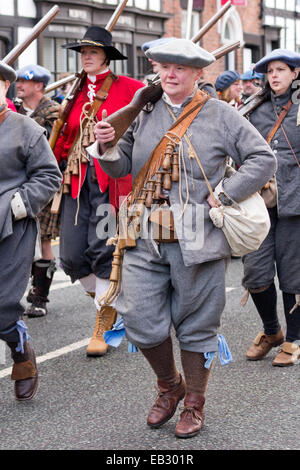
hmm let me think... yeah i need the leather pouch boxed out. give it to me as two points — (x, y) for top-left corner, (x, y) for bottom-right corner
(260, 177), (277, 208)
(149, 207), (178, 242)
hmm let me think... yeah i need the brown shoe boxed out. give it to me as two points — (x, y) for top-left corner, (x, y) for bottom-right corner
(147, 375), (186, 428)
(86, 306), (117, 357)
(10, 342), (38, 401)
(175, 392), (205, 439)
(272, 342), (300, 367)
(246, 328), (284, 361)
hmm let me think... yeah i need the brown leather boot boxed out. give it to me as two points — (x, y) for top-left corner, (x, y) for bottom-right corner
(246, 328), (284, 360)
(272, 342), (300, 367)
(8, 341), (38, 401)
(147, 374), (186, 428)
(175, 392), (205, 438)
(86, 306), (117, 357)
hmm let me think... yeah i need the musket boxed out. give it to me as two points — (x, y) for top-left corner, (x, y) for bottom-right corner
(3, 5), (60, 66)
(46, 2), (233, 96)
(45, 74), (76, 95)
(48, 0), (129, 150)
(238, 87), (269, 117)
(105, 39), (240, 147)
(191, 0), (232, 43)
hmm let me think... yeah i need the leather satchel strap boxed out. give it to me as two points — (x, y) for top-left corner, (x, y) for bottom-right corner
(131, 90), (210, 204)
(87, 72), (116, 118)
(266, 99), (292, 144)
(270, 99), (300, 169)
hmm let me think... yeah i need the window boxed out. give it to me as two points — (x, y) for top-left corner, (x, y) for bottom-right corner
(17, 0), (36, 17)
(137, 50), (151, 81)
(265, 0), (275, 6)
(18, 27), (37, 68)
(0, 0), (14, 15)
(286, 0), (296, 11)
(135, 0), (147, 9)
(0, 39), (7, 58)
(110, 43), (129, 76)
(182, 9), (200, 39)
(43, 37), (80, 82)
(149, 0), (161, 11)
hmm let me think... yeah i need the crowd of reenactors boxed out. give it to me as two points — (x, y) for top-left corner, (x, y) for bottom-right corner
(0, 3), (299, 441)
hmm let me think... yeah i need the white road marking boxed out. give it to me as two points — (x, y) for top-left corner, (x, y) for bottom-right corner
(0, 338), (90, 379)
(1, 267), (239, 378)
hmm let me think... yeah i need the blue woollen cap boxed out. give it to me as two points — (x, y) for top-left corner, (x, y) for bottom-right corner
(17, 64), (51, 86)
(215, 70), (240, 92)
(241, 70), (263, 81)
(255, 48), (300, 73)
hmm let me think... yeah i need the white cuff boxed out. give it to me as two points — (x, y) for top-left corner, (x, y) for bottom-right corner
(11, 192), (27, 220)
(87, 141), (101, 159)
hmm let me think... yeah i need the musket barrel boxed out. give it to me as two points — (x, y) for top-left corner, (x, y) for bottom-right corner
(3, 5), (60, 65)
(191, 1), (232, 43)
(106, 0), (129, 32)
(212, 40), (241, 60)
(45, 74), (76, 94)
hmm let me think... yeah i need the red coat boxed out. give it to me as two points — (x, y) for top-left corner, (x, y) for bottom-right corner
(6, 98), (16, 112)
(54, 70), (144, 209)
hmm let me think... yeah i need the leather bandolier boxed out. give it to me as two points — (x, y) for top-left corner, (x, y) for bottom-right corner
(99, 90), (210, 308)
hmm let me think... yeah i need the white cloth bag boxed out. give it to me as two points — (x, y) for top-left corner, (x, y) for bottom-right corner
(209, 180), (271, 257)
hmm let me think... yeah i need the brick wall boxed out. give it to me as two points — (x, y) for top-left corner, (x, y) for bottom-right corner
(162, 0), (263, 85)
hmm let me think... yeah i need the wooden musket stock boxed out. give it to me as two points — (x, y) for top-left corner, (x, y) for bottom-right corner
(238, 87), (269, 117)
(3, 5), (60, 66)
(105, 39), (241, 147)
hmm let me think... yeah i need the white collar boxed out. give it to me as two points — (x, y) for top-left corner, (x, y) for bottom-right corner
(87, 69), (110, 83)
(162, 92), (183, 108)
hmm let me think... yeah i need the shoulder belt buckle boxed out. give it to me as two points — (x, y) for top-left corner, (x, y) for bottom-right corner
(95, 92), (108, 101)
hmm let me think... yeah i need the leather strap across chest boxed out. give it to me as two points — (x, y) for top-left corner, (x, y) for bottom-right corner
(131, 90), (210, 204)
(266, 99), (292, 144)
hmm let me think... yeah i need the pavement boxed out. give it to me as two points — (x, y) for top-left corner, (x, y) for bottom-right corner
(0, 247), (299, 451)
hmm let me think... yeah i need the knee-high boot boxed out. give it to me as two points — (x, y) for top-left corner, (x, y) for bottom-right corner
(175, 350), (211, 438)
(140, 337), (186, 428)
(25, 259), (57, 317)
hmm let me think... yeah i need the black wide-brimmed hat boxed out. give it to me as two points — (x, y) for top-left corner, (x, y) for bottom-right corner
(62, 26), (127, 60)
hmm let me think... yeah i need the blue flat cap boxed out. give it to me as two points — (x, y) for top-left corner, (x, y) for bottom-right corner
(145, 38), (215, 68)
(17, 64), (51, 86)
(215, 70), (240, 92)
(241, 70), (263, 81)
(255, 48), (300, 73)
(142, 37), (176, 53)
(0, 61), (17, 83)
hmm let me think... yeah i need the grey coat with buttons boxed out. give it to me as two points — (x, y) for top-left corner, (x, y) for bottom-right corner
(249, 88), (300, 218)
(90, 93), (276, 267)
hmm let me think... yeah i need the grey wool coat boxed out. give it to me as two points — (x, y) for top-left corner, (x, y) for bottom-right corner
(249, 88), (300, 218)
(0, 111), (62, 331)
(89, 92), (277, 267)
